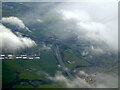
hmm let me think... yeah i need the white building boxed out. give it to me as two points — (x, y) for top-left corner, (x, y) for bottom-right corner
(21, 55), (27, 57)
(35, 57), (40, 59)
(23, 57), (27, 59)
(8, 55), (13, 57)
(16, 57), (22, 59)
(29, 57), (34, 59)
(0, 54), (5, 56)
(0, 57), (4, 59)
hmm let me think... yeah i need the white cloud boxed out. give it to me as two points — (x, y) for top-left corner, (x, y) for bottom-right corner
(91, 46), (104, 54)
(93, 73), (118, 88)
(78, 70), (89, 77)
(77, 21), (105, 42)
(57, 8), (118, 52)
(2, 17), (25, 28)
(0, 24), (36, 51)
(77, 22), (105, 32)
(48, 71), (91, 88)
(48, 71), (118, 88)
(58, 9), (90, 21)
(77, 21), (118, 52)
(2, 16), (31, 32)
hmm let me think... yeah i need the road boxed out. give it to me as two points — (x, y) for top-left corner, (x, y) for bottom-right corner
(52, 44), (73, 78)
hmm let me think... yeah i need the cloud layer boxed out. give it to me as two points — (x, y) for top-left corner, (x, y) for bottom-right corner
(2, 16), (31, 32)
(22, 2), (117, 53)
(57, 9), (118, 52)
(58, 9), (91, 21)
(0, 24), (36, 51)
(48, 71), (91, 88)
(48, 71), (118, 88)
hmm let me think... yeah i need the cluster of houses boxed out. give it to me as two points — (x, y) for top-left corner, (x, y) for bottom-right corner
(0, 54), (40, 60)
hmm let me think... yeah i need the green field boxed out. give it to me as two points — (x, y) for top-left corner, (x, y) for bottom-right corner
(2, 50), (61, 88)
(63, 49), (90, 70)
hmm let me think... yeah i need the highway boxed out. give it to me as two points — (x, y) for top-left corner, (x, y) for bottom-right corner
(52, 44), (73, 78)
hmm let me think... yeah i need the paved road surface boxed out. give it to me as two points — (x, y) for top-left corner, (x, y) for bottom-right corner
(52, 44), (72, 78)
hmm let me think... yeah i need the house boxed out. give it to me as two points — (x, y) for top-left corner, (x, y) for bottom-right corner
(35, 57), (40, 59)
(16, 56), (22, 59)
(0, 54), (5, 57)
(23, 57), (27, 59)
(66, 61), (75, 64)
(8, 55), (12, 57)
(29, 57), (34, 59)
(5, 57), (8, 59)
(0, 57), (4, 59)
(67, 61), (72, 64)
(0, 54), (5, 60)
(8, 55), (15, 59)
(21, 55), (27, 57)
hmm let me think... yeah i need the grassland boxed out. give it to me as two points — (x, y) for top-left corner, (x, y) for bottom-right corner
(2, 50), (60, 88)
(63, 49), (90, 70)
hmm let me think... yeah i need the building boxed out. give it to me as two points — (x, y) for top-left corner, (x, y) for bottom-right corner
(35, 57), (40, 59)
(0, 54), (40, 60)
(23, 57), (27, 59)
(8, 55), (16, 59)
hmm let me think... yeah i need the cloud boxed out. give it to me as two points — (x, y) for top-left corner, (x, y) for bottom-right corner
(57, 8), (118, 52)
(78, 70), (89, 77)
(90, 46), (104, 54)
(2, 16), (31, 32)
(8, 3), (117, 53)
(48, 71), (118, 88)
(48, 71), (91, 88)
(77, 21), (118, 52)
(93, 73), (118, 88)
(57, 9), (90, 21)
(0, 24), (36, 51)
(24, 2), (117, 53)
